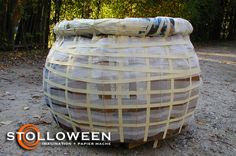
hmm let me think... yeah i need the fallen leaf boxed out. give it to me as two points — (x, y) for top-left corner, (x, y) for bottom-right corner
(5, 91), (11, 95)
(23, 106), (29, 110)
(31, 119), (51, 125)
(8, 97), (15, 100)
(0, 121), (13, 125)
(195, 119), (207, 125)
(0, 77), (12, 82)
(32, 95), (41, 99)
(33, 115), (41, 118)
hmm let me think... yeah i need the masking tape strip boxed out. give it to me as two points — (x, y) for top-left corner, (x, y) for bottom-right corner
(49, 107), (194, 128)
(117, 61), (124, 142)
(178, 51), (193, 133)
(45, 65), (200, 84)
(44, 91), (198, 109)
(153, 139), (159, 148)
(163, 43), (174, 139)
(53, 40), (189, 49)
(45, 77), (199, 95)
(51, 109), (118, 132)
(48, 60), (198, 74)
(46, 61), (59, 125)
(144, 48), (151, 142)
(52, 48), (195, 59)
(87, 56), (93, 131)
(65, 55), (77, 132)
(46, 34), (200, 141)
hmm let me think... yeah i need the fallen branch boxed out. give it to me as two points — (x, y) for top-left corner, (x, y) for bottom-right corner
(0, 76), (12, 82)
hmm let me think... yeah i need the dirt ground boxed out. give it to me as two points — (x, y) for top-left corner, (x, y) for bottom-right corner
(0, 41), (236, 156)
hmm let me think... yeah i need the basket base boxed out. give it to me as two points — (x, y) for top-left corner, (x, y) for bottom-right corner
(54, 117), (187, 149)
(111, 125), (187, 149)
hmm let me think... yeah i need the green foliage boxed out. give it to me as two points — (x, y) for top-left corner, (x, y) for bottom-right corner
(91, 0), (191, 19)
(186, 0), (224, 41)
(1, 0), (236, 51)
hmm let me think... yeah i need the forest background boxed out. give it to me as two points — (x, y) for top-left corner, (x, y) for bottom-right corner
(0, 0), (236, 51)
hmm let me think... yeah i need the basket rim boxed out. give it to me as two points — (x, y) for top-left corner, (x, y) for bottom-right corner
(53, 17), (193, 37)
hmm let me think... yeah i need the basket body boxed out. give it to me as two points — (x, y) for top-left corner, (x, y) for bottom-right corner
(43, 17), (201, 143)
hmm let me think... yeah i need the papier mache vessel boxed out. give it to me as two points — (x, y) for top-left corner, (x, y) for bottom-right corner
(43, 17), (201, 145)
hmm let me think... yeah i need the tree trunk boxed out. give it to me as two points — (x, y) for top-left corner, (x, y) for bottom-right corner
(14, 0), (51, 49)
(0, 0), (18, 50)
(54, 0), (61, 24)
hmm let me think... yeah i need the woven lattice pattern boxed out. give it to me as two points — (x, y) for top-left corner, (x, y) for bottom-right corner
(44, 17), (200, 143)
(43, 33), (201, 143)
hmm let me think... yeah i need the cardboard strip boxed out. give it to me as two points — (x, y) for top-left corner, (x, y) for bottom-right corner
(117, 61), (124, 142)
(49, 107), (194, 128)
(44, 91), (199, 109)
(48, 60), (198, 74)
(53, 47), (194, 59)
(54, 40), (189, 49)
(144, 49), (151, 142)
(178, 51), (193, 133)
(86, 56), (93, 131)
(65, 55), (77, 132)
(45, 78), (200, 95)
(45, 65), (200, 84)
(44, 30), (201, 143)
(163, 42), (174, 139)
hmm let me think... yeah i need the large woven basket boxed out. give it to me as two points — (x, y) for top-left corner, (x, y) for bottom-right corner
(43, 17), (201, 143)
